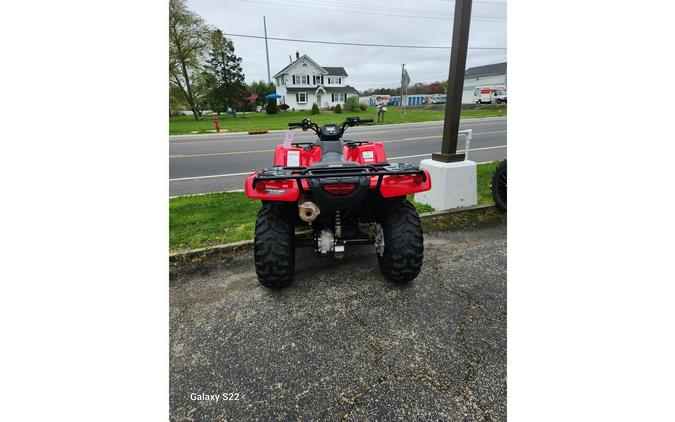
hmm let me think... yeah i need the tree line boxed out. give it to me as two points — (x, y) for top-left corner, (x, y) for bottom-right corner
(361, 81), (448, 97)
(169, 0), (274, 120)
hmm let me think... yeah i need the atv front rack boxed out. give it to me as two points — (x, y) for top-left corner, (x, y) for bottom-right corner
(251, 162), (427, 192)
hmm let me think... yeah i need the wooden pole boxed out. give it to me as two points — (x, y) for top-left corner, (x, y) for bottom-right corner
(432, 0), (473, 163)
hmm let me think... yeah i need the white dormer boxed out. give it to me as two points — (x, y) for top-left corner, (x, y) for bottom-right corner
(274, 55), (326, 88)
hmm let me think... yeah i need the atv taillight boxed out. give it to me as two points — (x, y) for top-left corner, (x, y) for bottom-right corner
(413, 174), (424, 184)
(255, 181), (266, 193)
(323, 183), (356, 196)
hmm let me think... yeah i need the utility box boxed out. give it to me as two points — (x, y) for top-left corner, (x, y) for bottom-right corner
(414, 159), (477, 211)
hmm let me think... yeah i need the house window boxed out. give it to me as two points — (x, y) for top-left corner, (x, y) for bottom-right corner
(300, 75), (308, 84)
(338, 78), (342, 84)
(331, 93), (345, 102)
(297, 92), (307, 103)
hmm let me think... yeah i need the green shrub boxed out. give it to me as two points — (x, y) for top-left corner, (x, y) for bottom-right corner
(344, 96), (359, 112)
(359, 102), (368, 111)
(311, 103), (320, 115)
(266, 98), (278, 114)
(334, 103), (342, 113)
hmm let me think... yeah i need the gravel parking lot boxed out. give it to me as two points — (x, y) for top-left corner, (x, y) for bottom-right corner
(170, 222), (506, 421)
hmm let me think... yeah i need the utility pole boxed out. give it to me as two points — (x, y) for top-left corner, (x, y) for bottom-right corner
(400, 64), (405, 119)
(263, 16), (272, 85)
(432, 0), (473, 163)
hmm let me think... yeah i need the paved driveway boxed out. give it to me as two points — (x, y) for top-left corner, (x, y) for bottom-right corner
(170, 223), (506, 421)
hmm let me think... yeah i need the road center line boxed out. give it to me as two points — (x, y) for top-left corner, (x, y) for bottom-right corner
(169, 130), (507, 159)
(169, 120), (505, 145)
(169, 145), (506, 182)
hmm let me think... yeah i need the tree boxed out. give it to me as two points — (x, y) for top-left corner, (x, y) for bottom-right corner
(266, 98), (278, 114)
(427, 81), (443, 94)
(248, 80), (276, 106)
(203, 29), (247, 113)
(169, 0), (209, 120)
(169, 85), (189, 115)
(408, 82), (427, 94)
(344, 96), (359, 112)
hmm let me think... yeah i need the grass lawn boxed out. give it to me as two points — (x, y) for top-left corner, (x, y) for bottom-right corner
(169, 161), (502, 251)
(169, 106), (506, 135)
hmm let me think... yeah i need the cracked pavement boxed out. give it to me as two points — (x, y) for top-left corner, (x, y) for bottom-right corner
(170, 223), (506, 421)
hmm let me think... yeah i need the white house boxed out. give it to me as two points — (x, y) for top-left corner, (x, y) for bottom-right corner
(274, 54), (360, 110)
(462, 62), (507, 103)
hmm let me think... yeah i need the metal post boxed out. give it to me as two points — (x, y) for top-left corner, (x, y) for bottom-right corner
(263, 16), (272, 85)
(460, 129), (472, 160)
(432, 0), (473, 163)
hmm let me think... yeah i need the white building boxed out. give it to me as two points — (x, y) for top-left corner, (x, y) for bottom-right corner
(274, 54), (360, 110)
(462, 62), (507, 103)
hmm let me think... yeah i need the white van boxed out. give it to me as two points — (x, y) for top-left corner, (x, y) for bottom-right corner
(474, 86), (506, 104)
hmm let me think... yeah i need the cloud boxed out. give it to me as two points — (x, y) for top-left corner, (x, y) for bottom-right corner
(187, 0), (506, 90)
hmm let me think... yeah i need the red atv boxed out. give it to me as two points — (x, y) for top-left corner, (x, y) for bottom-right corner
(244, 117), (431, 288)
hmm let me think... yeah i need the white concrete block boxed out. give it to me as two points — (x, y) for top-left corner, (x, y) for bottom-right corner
(414, 159), (477, 211)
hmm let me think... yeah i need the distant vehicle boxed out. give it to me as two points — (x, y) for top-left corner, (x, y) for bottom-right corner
(493, 91), (507, 104)
(421, 94), (445, 105)
(474, 86), (506, 104)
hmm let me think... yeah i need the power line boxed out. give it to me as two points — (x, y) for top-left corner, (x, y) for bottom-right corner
(237, 0), (506, 21)
(251, 0), (454, 16)
(222, 32), (507, 50)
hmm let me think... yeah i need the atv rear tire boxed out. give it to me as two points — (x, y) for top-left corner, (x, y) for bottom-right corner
(254, 203), (295, 288)
(377, 199), (424, 283)
(491, 160), (507, 212)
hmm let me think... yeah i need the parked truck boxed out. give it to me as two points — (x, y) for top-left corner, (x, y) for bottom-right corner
(473, 86), (507, 104)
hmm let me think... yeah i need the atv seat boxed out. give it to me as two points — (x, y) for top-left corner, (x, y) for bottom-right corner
(309, 152), (360, 168)
(310, 139), (360, 168)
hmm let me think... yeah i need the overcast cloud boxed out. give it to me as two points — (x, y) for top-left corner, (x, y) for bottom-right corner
(186, 0), (506, 91)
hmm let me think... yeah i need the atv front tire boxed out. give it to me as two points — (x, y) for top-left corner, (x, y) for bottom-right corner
(254, 203), (295, 288)
(377, 199), (424, 283)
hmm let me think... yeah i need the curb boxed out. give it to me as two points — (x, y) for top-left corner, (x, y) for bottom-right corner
(169, 204), (499, 263)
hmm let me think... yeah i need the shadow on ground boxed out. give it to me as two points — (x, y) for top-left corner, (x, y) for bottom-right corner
(170, 224), (506, 421)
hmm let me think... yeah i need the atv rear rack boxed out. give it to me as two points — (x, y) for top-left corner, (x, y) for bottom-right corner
(251, 162), (427, 192)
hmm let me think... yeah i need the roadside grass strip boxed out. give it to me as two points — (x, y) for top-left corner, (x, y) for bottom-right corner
(169, 106), (506, 135)
(169, 161), (502, 251)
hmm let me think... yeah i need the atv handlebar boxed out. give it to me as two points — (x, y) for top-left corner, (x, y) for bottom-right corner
(288, 117), (374, 136)
(288, 119), (320, 133)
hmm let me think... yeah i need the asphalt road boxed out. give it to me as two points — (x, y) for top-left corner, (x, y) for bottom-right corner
(170, 223), (506, 421)
(169, 117), (507, 196)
